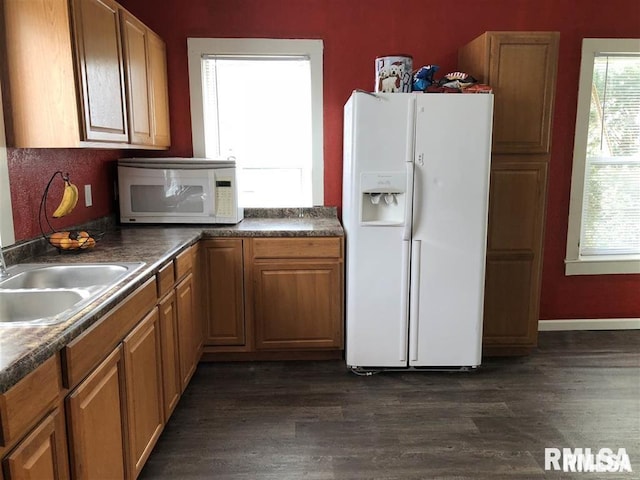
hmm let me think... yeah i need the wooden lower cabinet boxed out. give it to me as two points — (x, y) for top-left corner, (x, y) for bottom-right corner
(66, 346), (127, 480)
(202, 237), (345, 358)
(482, 162), (548, 354)
(177, 272), (198, 390)
(158, 290), (181, 420)
(122, 308), (164, 478)
(202, 239), (245, 347)
(2, 408), (69, 480)
(253, 260), (343, 350)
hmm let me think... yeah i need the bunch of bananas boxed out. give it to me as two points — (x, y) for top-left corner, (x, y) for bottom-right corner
(52, 179), (79, 218)
(49, 231), (96, 250)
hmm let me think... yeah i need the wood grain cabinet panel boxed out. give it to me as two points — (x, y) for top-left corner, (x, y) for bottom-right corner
(177, 272), (199, 391)
(487, 163), (547, 252)
(0, 0), (80, 147)
(253, 261), (343, 350)
(0, 0), (170, 148)
(72, 0), (129, 142)
(66, 347), (127, 480)
(459, 32), (558, 355)
(158, 290), (181, 421)
(201, 237), (345, 359)
(483, 254), (538, 343)
(148, 30), (171, 147)
(459, 31), (559, 154)
(120, 9), (152, 145)
(0, 355), (61, 449)
(2, 409), (69, 480)
(202, 239), (246, 347)
(122, 308), (164, 479)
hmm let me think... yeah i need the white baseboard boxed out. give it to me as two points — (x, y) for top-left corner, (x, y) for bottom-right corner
(538, 318), (640, 331)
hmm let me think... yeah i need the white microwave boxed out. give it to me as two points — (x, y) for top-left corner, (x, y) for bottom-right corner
(117, 157), (243, 224)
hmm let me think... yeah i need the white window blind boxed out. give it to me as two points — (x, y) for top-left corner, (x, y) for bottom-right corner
(201, 55), (313, 207)
(581, 54), (640, 256)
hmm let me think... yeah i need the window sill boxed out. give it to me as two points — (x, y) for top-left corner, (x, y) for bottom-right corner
(565, 255), (640, 275)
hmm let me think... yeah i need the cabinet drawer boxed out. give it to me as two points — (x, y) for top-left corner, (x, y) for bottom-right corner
(62, 277), (157, 389)
(0, 354), (61, 447)
(157, 261), (175, 298)
(174, 247), (193, 280)
(252, 238), (342, 259)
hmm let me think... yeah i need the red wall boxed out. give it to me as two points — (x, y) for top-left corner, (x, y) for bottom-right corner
(8, 0), (639, 321)
(7, 149), (119, 241)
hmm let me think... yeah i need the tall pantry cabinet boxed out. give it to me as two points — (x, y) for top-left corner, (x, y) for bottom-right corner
(459, 32), (560, 355)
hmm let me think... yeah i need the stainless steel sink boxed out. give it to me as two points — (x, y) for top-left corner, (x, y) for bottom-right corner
(0, 264), (132, 289)
(0, 289), (90, 324)
(0, 262), (145, 326)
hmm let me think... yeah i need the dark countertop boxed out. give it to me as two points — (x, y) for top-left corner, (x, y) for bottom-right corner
(0, 213), (343, 393)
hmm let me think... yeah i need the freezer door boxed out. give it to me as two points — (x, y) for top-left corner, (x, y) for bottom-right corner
(409, 94), (493, 367)
(343, 92), (415, 368)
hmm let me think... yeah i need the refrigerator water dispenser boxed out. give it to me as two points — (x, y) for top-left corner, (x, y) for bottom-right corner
(360, 171), (407, 225)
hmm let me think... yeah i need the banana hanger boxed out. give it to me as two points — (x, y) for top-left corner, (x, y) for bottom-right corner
(38, 171), (97, 252)
(39, 171), (71, 238)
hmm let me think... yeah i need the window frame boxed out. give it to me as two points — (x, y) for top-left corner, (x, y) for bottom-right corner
(565, 38), (640, 275)
(187, 37), (324, 207)
(0, 79), (15, 247)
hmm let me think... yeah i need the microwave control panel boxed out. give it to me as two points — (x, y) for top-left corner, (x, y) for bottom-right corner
(215, 178), (234, 217)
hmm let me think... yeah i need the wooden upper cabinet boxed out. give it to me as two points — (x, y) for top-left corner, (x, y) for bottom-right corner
(1, 0), (80, 147)
(0, 0), (170, 148)
(459, 32), (559, 154)
(120, 9), (152, 145)
(72, 0), (129, 143)
(148, 30), (171, 147)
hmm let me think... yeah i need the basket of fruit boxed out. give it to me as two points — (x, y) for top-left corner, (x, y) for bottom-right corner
(48, 230), (97, 251)
(39, 171), (100, 252)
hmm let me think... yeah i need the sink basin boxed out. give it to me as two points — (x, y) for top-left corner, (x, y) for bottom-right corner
(0, 262), (145, 326)
(0, 264), (131, 289)
(0, 290), (90, 324)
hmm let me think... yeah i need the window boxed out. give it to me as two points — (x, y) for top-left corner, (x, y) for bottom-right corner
(565, 39), (640, 275)
(187, 38), (323, 207)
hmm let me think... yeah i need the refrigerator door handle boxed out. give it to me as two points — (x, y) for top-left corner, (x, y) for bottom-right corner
(398, 240), (411, 362)
(402, 161), (414, 241)
(409, 240), (421, 362)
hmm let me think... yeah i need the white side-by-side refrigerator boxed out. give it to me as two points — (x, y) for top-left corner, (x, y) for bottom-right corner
(342, 91), (494, 370)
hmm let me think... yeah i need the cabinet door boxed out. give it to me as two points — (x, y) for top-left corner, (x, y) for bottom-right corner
(488, 32), (559, 154)
(483, 162), (548, 348)
(253, 261), (343, 350)
(66, 346), (126, 480)
(202, 239), (245, 346)
(72, 0), (128, 142)
(158, 291), (181, 421)
(123, 308), (164, 478)
(120, 10), (152, 145)
(1, 0), (80, 147)
(3, 409), (69, 480)
(148, 30), (171, 147)
(177, 273), (199, 390)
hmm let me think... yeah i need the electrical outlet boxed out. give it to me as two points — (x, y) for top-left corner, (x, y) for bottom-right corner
(84, 184), (93, 207)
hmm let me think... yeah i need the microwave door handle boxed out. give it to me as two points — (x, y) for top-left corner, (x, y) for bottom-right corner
(209, 171), (217, 215)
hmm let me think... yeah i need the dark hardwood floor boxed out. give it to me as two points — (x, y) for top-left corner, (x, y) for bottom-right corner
(140, 331), (640, 479)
